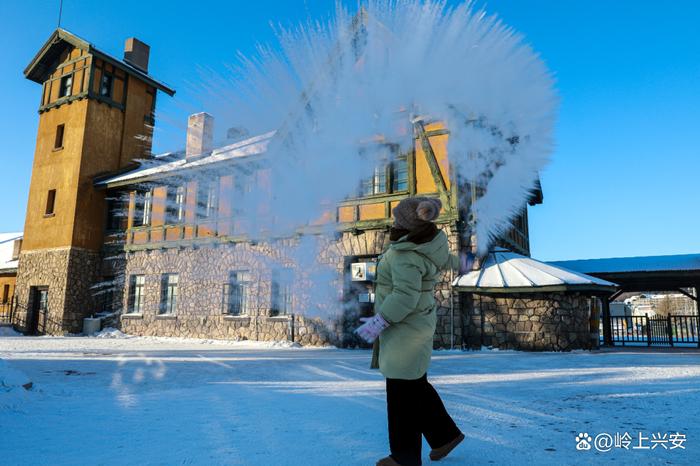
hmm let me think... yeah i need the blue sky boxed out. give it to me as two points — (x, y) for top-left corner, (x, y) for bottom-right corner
(1, 0), (698, 261)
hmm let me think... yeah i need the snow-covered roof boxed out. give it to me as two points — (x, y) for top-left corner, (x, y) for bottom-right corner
(549, 253), (700, 275)
(95, 131), (275, 188)
(453, 248), (617, 293)
(0, 232), (22, 274)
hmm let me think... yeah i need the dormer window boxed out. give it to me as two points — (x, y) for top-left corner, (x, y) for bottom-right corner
(100, 74), (113, 98)
(58, 74), (73, 98)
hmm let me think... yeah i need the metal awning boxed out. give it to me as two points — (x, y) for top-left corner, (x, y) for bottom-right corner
(453, 248), (617, 294)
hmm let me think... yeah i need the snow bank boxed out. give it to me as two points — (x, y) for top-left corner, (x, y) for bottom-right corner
(93, 327), (131, 339)
(84, 327), (330, 349)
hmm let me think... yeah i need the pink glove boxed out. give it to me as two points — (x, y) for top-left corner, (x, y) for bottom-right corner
(354, 313), (390, 343)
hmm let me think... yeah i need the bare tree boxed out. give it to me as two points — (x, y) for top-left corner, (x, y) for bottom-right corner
(656, 295), (673, 317)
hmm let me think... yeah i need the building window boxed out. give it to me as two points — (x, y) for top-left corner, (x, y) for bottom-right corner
(45, 189), (56, 215)
(142, 191), (152, 226)
(132, 190), (153, 227)
(270, 268), (293, 316)
(2, 285), (9, 303)
(166, 186), (186, 224)
(133, 190), (152, 228)
(197, 179), (218, 220)
(159, 274), (178, 315)
(128, 275), (145, 314)
(54, 124), (65, 149)
(100, 74), (113, 98)
(359, 145), (407, 197)
(223, 271), (250, 316)
(361, 166), (388, 196)
(392, 153), (409, 192)
(58, 74), (73, 98)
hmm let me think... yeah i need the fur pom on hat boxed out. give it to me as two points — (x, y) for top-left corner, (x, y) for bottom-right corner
(392, 196), (442, 230)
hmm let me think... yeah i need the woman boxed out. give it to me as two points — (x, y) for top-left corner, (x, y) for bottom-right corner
(355, 196), (466, 466)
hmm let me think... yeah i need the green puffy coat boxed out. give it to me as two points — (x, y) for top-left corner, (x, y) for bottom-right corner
(371, 229), (458, 380)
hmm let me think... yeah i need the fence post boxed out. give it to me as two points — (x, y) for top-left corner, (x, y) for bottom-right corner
(601, 298), (612, 346)
(645, 313), (652, 346)
(667, 314), (673, 347)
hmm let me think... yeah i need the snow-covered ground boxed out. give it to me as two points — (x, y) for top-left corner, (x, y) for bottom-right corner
(1, 331), (699, 465)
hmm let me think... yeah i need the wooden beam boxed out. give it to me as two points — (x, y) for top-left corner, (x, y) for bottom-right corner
(675, 287), (699, 303)
(414, 121), (450, 201)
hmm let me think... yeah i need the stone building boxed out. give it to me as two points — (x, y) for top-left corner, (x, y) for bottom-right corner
(12, 27), (614, 350)
(0, 233), (22, 312)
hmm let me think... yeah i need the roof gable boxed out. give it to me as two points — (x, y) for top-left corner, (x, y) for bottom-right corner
(24, 28), (175, 96)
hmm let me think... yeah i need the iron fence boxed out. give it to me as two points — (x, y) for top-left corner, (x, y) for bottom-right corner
(602, 314), (700, 347)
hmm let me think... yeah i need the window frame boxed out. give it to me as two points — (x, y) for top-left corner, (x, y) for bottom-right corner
(270, 268), (293, 317)
(357, 144), (408, 198)
(133, 189), (153, 228)
(223, 270), (250, 316)
(58, 74), (73, 98)
(166, 185), (186, 225)
(159, 273), (178, 315)
(99, 73), (114, 98)
(54, 124), (65, 150)
(197, 179), (219, 220)
(128, 274), (146, 315)
(45, 189), (56, 216)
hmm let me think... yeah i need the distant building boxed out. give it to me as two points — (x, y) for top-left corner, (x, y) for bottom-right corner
(0, 233), (22, 306)
(624, 293), (697, 317)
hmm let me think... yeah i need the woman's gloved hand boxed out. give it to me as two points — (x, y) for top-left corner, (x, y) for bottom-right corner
(354, 313), (390, 343)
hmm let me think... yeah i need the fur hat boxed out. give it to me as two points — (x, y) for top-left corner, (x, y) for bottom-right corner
(392, 196), (442, 230)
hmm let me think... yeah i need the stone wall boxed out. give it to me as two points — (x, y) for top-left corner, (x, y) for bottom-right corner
(116, 240), (339, 345)
(15, 247), (100, 334)
(111, 222), (462, 347)
(461, 292), (599, 351)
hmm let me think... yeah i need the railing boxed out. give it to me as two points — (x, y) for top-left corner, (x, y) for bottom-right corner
(0, 296), (63, 335)
(602, 314), (700, 347)
(0, 297), (15, 325)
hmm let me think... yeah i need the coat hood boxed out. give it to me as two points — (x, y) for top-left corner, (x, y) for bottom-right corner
(389, 229), (450, 269)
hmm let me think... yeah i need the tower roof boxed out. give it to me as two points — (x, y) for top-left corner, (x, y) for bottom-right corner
(24, 28), (175, 96)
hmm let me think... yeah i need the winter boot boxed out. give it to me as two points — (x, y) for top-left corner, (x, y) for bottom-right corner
(429, 433), (465, 461)
(376, 456), (402, 466)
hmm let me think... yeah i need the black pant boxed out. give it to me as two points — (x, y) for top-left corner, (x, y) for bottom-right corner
(385, 373), (462, 466)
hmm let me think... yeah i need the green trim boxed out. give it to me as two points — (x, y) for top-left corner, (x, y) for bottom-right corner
(123, 215), (459, 252)
(38, 92), (89, 113)
(423, 128), (450, 137)
(338, 191), (408, 207)
(86, 90), (126, 111)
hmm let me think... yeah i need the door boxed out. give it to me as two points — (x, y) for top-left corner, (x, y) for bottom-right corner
(27, 286), (48, 335)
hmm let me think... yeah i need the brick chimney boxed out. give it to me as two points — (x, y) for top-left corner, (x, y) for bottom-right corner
(186, 112), (214, 159)
(124, 38), (150, 73)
